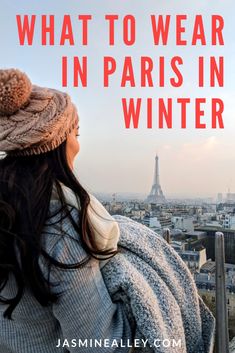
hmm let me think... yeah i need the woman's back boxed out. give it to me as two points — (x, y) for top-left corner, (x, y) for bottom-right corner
(0, 200), (133, 353)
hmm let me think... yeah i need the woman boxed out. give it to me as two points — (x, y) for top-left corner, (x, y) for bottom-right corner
(0, 69), (215, 353)
(0, 69), (133, 352)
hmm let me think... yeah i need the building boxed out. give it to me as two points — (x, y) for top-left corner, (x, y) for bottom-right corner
(222, 214), (235, 230)
(217, 193), (223, 203)
(171, 216), (194, 232)
(226, 192), (235, 204)
(195, 261), (235, 339)
(177, 248), (207, 273)
(195, 226), (235, 264)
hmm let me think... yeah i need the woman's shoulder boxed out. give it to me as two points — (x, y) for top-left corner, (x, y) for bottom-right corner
(41, 200), (88, 266)
(46, 199), (80, 228)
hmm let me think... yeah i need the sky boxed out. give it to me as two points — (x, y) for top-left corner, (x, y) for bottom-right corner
(0, 0), (234, 198)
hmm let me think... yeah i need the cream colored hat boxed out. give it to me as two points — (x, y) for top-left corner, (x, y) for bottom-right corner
(0, 68), (78, 156)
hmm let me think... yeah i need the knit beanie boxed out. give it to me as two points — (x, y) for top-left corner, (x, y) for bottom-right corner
(0, 68), (78, 156)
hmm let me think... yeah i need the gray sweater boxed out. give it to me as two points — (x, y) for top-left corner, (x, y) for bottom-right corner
(0, 201), (133, 353)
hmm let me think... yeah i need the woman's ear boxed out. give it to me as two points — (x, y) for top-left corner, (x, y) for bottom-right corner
(66, 127), (80, 170)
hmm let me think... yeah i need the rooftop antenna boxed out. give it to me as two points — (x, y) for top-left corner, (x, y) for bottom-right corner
(163, 228), (171, 244)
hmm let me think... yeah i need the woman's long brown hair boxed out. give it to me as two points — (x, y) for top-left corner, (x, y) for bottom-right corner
(0, 141), (118, 319)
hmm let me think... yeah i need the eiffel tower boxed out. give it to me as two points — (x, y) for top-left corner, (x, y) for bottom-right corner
(147, 154), (166, 204)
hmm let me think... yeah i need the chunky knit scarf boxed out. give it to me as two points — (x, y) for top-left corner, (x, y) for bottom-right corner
(101, 215), (215, 353)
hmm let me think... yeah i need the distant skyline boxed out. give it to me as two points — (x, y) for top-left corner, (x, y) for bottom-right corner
(89, 151), (234, 199)
(0, 0), (234, 197)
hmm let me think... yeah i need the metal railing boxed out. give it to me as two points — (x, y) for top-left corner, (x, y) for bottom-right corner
(215, 232), (229, 353)
(162, 229), (230, 353)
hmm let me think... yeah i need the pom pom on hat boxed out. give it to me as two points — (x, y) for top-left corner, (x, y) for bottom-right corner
(0, 67), (78, 156)
(0, 68), (32, 115)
